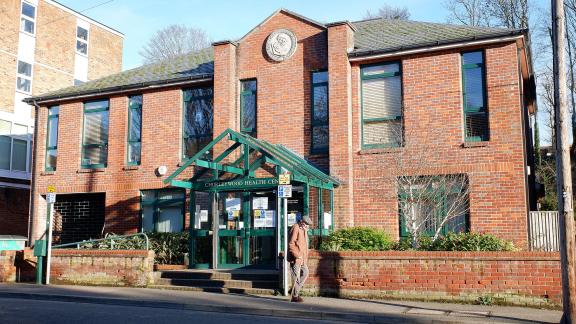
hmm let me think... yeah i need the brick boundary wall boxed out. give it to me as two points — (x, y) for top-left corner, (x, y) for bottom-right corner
(0, 251), (17, 282)
(305, 251), (562, 307)
(49, 249), (155, 287)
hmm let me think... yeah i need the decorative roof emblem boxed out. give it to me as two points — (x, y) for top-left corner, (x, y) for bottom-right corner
(265, 29), (297, 62)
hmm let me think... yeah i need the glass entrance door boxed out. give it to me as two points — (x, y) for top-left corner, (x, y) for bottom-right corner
(216, 190), (277, 269)
(190, 191), (213, 269)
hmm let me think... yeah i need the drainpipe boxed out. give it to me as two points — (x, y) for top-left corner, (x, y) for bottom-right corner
(27, 100), (40, 247)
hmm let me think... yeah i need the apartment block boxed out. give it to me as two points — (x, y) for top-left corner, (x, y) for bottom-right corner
(0, 0), (123, 236)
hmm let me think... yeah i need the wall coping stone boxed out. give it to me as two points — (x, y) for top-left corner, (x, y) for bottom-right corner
(52, 249), (152, 258)
(309, 250), (560, 261)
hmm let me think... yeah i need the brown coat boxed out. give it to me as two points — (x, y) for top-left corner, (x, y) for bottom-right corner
(288, 223), (309, 263)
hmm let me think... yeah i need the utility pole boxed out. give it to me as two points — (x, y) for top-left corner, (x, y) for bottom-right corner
(552, 0), (576, 322)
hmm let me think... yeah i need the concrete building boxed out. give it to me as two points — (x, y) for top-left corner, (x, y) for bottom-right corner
(25, 9), (535, 268)
(0, 0), (123, 236)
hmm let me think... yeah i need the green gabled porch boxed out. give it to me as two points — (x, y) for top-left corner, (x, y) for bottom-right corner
(163, 128), (339, 270)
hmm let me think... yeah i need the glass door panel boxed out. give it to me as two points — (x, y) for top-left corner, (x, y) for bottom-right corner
(218, 192), (244, 267)
(190, 191), (212, 268)
(249, 191), (277, 268)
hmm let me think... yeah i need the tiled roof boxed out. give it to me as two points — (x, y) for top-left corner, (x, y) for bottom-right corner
(351, 18), (524, 56)
(26, 47), (214, 102)
(27, 15), (524, 103)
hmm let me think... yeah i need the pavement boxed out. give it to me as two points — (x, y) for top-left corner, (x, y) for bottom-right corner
(0, 283), (563, 323)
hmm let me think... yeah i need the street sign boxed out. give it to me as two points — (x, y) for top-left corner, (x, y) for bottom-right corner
(46, 193), (56, 203)
(277, 185), (292, 198)
(279, 172), (291, 185)
(47, 185), (56, 193)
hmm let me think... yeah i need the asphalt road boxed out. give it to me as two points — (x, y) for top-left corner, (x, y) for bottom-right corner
(0, 297), (342, 324)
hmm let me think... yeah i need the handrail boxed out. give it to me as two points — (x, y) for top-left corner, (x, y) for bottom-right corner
(52, 233), (149, 250)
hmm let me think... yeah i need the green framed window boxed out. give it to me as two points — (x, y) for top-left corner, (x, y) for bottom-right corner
(127, 95), (142, 165)
(183, 87), (213, 159)
(361, 62), (403, 148)
(398, 176), (469, 238)
(311, 71), (328, 153)
(141, 188), (185, 232)
(45, 106), (59, 171)
(462, 51), (489, 142)
(240, 79), (257, 136)
(81, 99), (109, 169)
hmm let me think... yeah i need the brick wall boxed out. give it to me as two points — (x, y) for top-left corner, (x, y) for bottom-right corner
(50, 249), (154, 287)
(0, 0), (20, 113)
(0, 250), (17, 282)
(0, 187), (30, 236)
(52, 193), (105, 244)
(305, 251), (561, 307)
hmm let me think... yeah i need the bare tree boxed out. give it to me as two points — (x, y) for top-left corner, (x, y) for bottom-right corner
(364, 4), (410, 20)
(139, 24), (211, 64)
(444, 0), (492, 26)
(385, 129), (470, 248)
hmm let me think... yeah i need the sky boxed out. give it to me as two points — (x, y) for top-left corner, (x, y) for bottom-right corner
(58, 0), (454, 70)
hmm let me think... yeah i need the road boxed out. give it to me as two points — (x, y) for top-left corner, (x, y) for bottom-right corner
(0, 297), (341, 324)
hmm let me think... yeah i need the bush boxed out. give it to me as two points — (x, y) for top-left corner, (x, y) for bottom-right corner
(427, 232), (516, 252)
(78, 233), (148, 250)
(320, 227), (394, 251)
(146, 232), (189, 264)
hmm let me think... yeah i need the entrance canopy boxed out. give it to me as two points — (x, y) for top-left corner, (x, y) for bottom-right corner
(163, 128), (340, 191)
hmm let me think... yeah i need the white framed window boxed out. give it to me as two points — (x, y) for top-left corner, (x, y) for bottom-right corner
(20, 1), (36, 35)
(16, 60), (32, 94)
(76, 26), (89, 55)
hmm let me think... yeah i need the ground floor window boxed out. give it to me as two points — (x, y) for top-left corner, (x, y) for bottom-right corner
(398, 175), (469, 238)
(141, 188), (185, 232)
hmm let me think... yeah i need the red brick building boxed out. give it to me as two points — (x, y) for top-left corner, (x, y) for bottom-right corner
(25, 9), (536, 269)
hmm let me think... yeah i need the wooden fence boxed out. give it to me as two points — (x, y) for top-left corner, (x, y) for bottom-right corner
(528, 211), (560, 251)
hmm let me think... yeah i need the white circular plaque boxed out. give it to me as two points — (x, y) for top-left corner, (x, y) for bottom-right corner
(265, 29), (297, 62)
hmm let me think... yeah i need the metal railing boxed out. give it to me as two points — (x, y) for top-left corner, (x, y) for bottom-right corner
(528, 211), (560, 252)
(52, 233), (149, 251)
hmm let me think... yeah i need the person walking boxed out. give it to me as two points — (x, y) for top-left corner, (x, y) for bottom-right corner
(288, 215), (312, 302)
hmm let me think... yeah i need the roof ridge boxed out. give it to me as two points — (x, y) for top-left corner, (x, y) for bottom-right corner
(352, 17), (521, 32)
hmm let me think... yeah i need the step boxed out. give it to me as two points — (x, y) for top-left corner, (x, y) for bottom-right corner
(157, 270), (279, 282)
(148, 284), (278, 296)
(154, 278), (278, 289)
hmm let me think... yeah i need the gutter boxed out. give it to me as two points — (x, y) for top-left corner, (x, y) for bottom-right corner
(25, 74), (213, 105)
(28, 100), (40, 246)
(348, 33), (526, 62)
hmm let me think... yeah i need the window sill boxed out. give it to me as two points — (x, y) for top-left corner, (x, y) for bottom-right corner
(41, 171), (55, 176)
(359, 147), (402, 155)
(77, 168), (105, 173)
(123, 165), (139, 171)
(15, 89), (31, 96)
(462, 141), (489, 148)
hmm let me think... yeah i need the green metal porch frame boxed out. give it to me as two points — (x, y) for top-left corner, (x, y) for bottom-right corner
(163, 128), (340, 269)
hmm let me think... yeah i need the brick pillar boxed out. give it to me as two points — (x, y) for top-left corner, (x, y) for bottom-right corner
(327, 22), (355, 228)
(212, 41), (238, 160)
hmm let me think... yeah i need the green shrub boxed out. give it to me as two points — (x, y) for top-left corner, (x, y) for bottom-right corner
(78, 233), (148, 250)
(320, 227), (393, 251)
(394, 235), (434, 251)
(146, 232), (189, 264)
(427, 232), (516, 252)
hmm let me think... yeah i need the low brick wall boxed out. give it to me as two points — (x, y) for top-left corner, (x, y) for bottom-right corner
(305, 251), (562, 307)
(0, 251), (17, 282)
(50, 249), (155, 287)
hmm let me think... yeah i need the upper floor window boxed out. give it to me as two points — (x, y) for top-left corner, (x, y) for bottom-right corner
(127, 95), (142, 165)
(20, 1), (36, 35)
(462, 51), (489, 142)
(240, 80), (257, 136)
(361, 62), (403, 149)
(16, 61), (32, 94)
(82, 100), (109, 168)
(311, 71), (328, 153)
(183, 88), (213, 159)
(45, 106), (59, 171)
(76, 26), (89, 55)
(0, 119), (31, 173)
